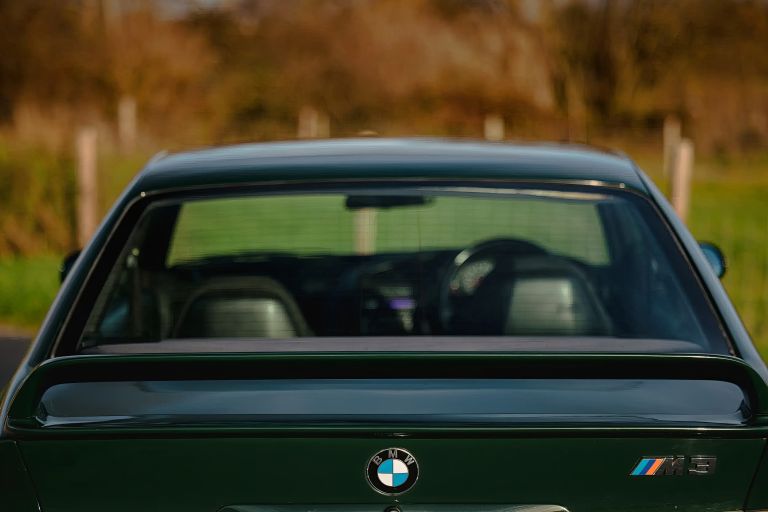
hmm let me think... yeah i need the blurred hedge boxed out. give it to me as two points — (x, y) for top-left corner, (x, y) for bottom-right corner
(0, 143), (75, 255)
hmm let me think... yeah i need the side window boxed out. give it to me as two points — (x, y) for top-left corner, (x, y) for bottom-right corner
(603, 204), (709, 344)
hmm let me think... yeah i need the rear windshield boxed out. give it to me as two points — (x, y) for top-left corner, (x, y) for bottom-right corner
(78, 185), (728, 353)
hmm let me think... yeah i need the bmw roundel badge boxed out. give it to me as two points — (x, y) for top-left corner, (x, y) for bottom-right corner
(366, 448), (419, 495)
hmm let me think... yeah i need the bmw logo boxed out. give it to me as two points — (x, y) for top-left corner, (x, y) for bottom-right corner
(365, 448), (419, 495)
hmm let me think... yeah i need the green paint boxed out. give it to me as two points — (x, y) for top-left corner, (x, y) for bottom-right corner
(18, 437), (765, 512)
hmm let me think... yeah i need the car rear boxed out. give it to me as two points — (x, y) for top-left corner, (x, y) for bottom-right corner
(3, 142), (768, 512)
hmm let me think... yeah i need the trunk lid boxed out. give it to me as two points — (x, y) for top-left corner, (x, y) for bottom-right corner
(7, 353), (768, 512)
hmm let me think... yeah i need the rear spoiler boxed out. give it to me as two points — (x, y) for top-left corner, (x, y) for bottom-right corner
(5, 352), (768, 436)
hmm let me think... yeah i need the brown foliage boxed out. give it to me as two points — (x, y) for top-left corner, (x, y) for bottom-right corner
(3, 0), (768, 148)
(1, 0), (768, 255)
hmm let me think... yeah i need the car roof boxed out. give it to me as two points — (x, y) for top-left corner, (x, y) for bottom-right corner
(137, 138), (646, 193)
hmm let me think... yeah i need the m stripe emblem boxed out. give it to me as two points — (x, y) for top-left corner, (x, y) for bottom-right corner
(631, 457), (665, 476)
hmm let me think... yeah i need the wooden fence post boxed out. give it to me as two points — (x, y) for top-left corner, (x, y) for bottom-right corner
(118, 96), (137, 152)
(354, 208), (377, 255)
(663, 115), (681, 178)
(77, 127), (99, 247)
(298, 106), (330, 139)
(484, 113), (505, 141)
(670, 138), (694, 222)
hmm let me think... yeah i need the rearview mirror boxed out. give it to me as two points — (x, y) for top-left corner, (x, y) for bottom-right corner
(60, 250), (81, 283)
(345, 195), (432, 210)
(699, 242), (726, 278)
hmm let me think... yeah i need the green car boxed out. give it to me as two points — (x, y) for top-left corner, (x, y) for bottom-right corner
(2, 139), (767, 512)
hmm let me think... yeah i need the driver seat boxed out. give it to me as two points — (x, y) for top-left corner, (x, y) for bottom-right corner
(455, 255), (612, 336)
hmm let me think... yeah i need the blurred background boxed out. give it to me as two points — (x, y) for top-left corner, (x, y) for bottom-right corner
(0, 0), (767, 359)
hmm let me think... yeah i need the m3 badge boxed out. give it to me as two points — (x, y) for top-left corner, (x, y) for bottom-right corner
(631, 456), (717, 476)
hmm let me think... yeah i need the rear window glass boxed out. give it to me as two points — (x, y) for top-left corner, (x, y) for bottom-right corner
(78, 186), (727, 353)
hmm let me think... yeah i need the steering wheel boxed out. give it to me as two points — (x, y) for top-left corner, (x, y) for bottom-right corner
(437, 238), (547, 333)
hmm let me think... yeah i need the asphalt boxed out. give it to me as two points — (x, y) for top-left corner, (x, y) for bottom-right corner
(0, 330), (30, 388)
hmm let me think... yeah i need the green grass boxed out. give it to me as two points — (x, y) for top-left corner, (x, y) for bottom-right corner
(0, 254), (61, 329)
